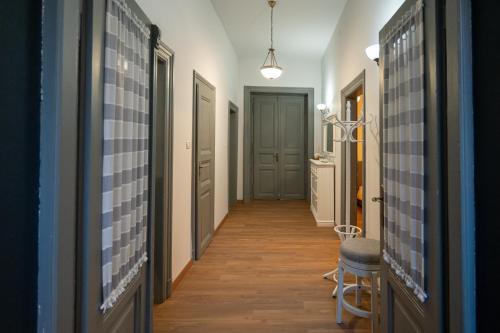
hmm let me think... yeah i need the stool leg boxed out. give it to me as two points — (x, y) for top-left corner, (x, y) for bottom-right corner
(371, 271), (379, 333)
(336, 258), (344, 324)
(355, 275), (361, 306)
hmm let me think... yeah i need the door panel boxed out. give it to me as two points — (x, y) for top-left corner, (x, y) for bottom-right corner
(104, 273), (144, 333)
(252, 95), (306, 200)
(279, 96), (305, 200)
(78, 0), (150, 332)
(379, 1), (444, 333)
(194, 75), (215, 259)
(253, 96), (279, 199)
(393, 297), (421, 333)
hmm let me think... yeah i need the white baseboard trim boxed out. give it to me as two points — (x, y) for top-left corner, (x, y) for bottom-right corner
(315, 220), (335, 227)
(311, 205), (335, 227)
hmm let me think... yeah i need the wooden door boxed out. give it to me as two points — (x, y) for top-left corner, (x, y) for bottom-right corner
(378, 1), (445, 332)
(253, 95), (280, 199)
(253, 94), (306, 200)
(278, 95), (305, 200)
(193, 74), (216, 259)
(78, 0), (151, 332)
(228, 105), (238, 208)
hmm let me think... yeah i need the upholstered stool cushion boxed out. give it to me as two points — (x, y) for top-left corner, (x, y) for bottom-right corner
(340, 238), (380, 265)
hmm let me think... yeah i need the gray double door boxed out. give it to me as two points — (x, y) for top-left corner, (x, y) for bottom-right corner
(253, 94), (305, 200)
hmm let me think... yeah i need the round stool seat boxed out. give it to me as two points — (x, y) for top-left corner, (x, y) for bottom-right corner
(340, 238), (380, 265)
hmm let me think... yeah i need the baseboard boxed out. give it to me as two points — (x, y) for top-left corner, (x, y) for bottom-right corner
(316, 221), (335, 227)
(310, 205), (335, 227)
(172, 259), (193, 291)
(214, 212), (229, 236)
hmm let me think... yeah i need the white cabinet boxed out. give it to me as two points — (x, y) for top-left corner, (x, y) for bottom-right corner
(310, 159), (335, 227)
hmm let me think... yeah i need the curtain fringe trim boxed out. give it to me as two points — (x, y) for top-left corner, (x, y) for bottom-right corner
(383, 250), (427, 303)
(100, 253), (148, 312)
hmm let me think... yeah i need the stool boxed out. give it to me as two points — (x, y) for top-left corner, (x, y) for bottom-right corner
(323, 225), (362, 297)
(336, 238), (380, 333)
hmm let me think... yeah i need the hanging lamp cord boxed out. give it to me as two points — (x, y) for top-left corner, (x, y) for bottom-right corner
(270, 5), (274, 49)
(262, 1), (279, 68)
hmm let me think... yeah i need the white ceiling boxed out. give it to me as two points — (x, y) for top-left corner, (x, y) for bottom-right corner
(211, 0), (347, 60)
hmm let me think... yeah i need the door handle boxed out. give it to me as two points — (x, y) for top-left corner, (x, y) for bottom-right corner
(371, 197), (383, 203)
(274, 152), (279, 162)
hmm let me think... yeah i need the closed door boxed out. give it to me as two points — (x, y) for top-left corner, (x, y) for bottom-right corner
(193, 74), (215, 259)
(253, 95), (305, 200)
(228, 105), (238, 208)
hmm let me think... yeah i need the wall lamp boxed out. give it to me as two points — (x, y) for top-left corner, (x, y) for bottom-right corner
(365, 44), (380, 66)
(317, 103), (329, 118)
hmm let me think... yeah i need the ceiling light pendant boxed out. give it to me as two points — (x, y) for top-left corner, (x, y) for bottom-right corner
(260, 0), (282, 79)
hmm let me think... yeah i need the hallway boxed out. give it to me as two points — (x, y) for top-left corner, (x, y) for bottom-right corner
(154, 201), (370, 332)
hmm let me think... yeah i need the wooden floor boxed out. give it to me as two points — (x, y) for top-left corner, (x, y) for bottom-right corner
(154, 200), (371, 333)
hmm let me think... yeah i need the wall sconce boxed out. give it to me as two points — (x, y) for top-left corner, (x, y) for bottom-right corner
(365, 44), (380, 65)
(317, 103), (329, 118)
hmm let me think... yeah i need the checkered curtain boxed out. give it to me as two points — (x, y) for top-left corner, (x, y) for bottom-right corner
(381, 0), (427, 303)
(101, 0), (150, 312)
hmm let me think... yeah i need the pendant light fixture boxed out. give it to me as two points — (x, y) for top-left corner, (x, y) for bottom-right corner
(260, 0), (283, 79)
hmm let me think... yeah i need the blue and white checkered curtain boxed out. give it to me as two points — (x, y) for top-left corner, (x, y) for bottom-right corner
(381, 0), (427, 303)
(101, 0), (150, 312)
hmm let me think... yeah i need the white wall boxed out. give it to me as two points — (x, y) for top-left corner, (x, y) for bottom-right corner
(136, 0), (239, 279)
(321, 0), (404, 240)
(237, 56), (323, 199)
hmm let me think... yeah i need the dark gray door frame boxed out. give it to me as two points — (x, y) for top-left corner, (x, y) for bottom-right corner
(149, 26), (175, 308)
(243, 86), (314, 203)
(38, 0), (80, 331)
(445, 0), (475, 331)
(191, 71), (216, 260)
(228, 100), (239, 208)
(339, 70), (366, 236)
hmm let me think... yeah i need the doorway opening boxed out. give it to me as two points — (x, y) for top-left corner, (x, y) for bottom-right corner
(243, 86), (314, 203)
(228, 101), (239, 209)
(340, 71), (366, 234)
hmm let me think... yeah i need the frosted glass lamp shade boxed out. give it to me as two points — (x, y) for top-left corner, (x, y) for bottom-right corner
(260, 66), (283, 80)
(365, 44), (380, 64)
(317, 104), (327, 112)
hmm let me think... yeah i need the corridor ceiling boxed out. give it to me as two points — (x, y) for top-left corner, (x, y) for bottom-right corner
(211, 0), (347, 60)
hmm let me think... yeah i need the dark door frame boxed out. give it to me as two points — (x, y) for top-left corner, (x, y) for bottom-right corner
(339, 70), (366, 236)
(243, 86), (314, 203)
(38, 0), (80, 331)
(150, 26), (175, 306)
(191, 71), (216, 260)
(445, 0), (475, 331)
(228, 101), (239, 208)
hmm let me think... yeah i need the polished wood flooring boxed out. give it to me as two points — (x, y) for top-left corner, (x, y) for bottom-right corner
(154, 200), (371, 333)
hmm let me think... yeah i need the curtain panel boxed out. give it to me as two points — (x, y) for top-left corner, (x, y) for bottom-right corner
(381, 0), (427, 302)
(101, 0), (150, 312)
